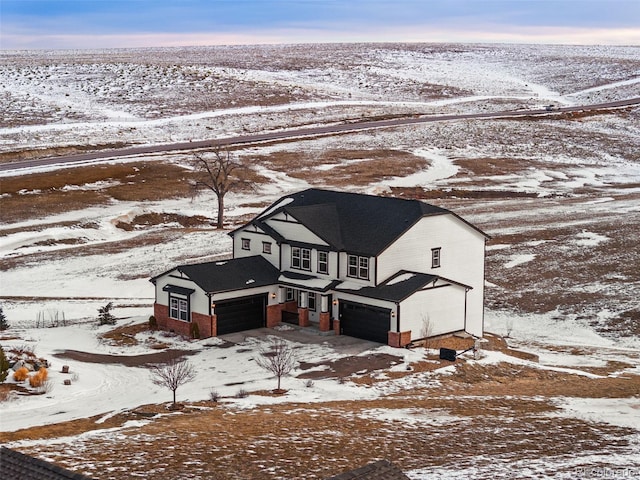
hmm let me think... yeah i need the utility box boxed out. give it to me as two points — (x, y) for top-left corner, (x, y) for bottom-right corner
(439, 347), (457, 362)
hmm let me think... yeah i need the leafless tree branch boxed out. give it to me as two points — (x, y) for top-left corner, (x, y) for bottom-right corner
(150, 358), (197, 406)
(255, 338), (296, 391)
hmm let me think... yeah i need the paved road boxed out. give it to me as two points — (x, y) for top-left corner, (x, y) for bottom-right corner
(2, 97), (638, 174)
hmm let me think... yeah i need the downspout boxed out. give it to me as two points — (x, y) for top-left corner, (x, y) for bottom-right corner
(207, 292), (213, 337)
(396, 303), (401, 332)
(464, 288), (469, 333)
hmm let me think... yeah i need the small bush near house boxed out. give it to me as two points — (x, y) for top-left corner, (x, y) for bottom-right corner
(13, 367), (29, 382)
(190, 322), (200, 339)
(98, 302), (116, 325)
(0, 347), (9, 382)
(149, 315), (158, 330)
(0, 306), (9, 331)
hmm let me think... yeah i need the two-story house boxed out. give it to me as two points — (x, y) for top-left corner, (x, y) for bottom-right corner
(150, 188), (489, 347)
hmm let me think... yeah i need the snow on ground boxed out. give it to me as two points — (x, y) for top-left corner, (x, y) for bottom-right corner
(1, 44), (639, 477)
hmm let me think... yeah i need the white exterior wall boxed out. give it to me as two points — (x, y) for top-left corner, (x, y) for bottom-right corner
(211, 285), (278, 305)
(378, 214), (486, 337)
(154, 270), (210, 317)
(232, 228), (280, 268)
(398, 284), (467, 340)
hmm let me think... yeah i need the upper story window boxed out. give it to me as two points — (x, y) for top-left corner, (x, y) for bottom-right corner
(431, 247), (441, 268)
(241, 238), (251, 250)
(347, 254), (369, 280)
(292, 246), (311, 271)
(169, 295), (189, 322)
(317, 251), (328, 274)
(262, 242), (272, 254)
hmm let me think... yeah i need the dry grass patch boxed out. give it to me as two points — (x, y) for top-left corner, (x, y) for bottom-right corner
(5, 395), (635, 480)
(99, 322), (151, 347)
(0, 161), (195, 223)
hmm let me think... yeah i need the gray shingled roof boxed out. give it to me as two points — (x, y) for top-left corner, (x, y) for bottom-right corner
(326, 459), (410, 480)
(336, 270), (472, 302)
(0, 447), (95, 480)
(175, 255), (280, 294)
(248, 188), (456, 256)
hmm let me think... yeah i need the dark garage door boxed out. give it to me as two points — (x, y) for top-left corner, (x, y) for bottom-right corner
(216, 294), (266, 335)
(339, 301), (390, 344)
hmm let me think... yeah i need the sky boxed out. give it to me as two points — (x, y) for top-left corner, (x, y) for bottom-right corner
(1, 0), (639, 50)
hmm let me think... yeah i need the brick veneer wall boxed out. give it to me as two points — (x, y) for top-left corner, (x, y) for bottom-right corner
(319, 312), (331, 332)
(388, 330), (412, 348)
(154, 303), (215, 338)
(266, 304), (283, 327)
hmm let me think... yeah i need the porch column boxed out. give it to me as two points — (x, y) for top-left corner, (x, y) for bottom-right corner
(298, 291), (310, 327)
(319, 295), (331, 332)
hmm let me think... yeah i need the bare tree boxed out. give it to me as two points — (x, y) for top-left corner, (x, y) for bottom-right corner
(255, 338), (296, 392)
(420, 314), (434, 351)
(190, 149), (253, 229)
(150, 359), (197, 407)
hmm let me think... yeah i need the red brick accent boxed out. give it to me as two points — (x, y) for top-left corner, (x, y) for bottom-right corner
(153, 303), (215, 339)
(192, 312), (214, 338)
(388, 330), (412, 348)
(319, 312), (331, 332)
(154, 303), (169, 331)
(333, 319), (341, 335)
(298, 307), (310, 327)
(266, 304), (283, 327)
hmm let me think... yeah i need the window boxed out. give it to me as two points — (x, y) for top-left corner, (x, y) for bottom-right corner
(348, 255), (358, 277)
(292, 246), (311, 271)
(347, 255), (369, 280)
(286, 288), (295, 301)
(262, 242), (272, 254)
(292, 247), (301, 268)
(241, 238), (250, 250)
(169, 296), (189, 322)
(301, 248), (311, 270)
(317, 251), (328, 274)
(431, 247), (441, 268)
(308, 292), (316, 311)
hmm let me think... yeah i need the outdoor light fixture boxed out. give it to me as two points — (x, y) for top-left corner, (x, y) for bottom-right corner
(391, 311), (396, 318)
(332, 299), (338, 306)
(271, 292), (277, 299)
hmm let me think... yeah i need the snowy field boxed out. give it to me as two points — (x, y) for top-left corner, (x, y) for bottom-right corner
(1, 43), (639, 479)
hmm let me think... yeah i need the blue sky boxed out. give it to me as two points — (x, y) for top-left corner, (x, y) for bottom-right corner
(1, 0), (639, 50)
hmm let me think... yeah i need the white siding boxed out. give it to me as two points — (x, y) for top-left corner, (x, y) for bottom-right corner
(378, 214), (486, 337)
(232, 227), (280, 268)
(154, 270), (210, 316)
(398, 284), (467, 340)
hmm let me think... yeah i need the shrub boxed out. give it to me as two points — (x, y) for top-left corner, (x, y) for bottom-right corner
(13, 366), (29, 382)
(0, 346), (9, 382)
(29, 368), (48, 388)
(209, 389), (220, 402)
(97, 302), (116, 326)
(190, 321), (200, 339)
(0, 306), (9, 331)
(148, 315), (158, 330)
(235, 388), (248, 398)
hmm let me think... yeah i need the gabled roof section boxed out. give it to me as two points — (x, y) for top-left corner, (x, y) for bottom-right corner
(176, 255), (280, 294)
(325, 459), (410, 480)
(243, 188), (471, 256)
(336, 270), (471, 303)
(0, 447), (95, 480)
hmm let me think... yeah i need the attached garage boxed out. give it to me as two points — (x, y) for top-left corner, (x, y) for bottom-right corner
(216, 294), (267, 335)
(339, 301), (391, 344)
